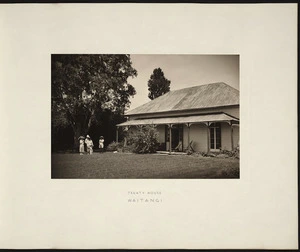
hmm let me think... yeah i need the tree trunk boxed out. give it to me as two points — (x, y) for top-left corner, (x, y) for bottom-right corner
(73, 126), (82, 152)
(87, 109), (94, 129)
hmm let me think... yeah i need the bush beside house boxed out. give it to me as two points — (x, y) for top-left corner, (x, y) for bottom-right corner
(127, 125), (160, 154)
(106, 141), (123, 152)
(106, 125), (160, 154)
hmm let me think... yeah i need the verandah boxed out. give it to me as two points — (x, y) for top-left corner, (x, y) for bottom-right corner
(116, 113), (239, 154)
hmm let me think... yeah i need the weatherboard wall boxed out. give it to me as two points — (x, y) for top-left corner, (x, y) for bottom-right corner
(157, 125), (165, 143)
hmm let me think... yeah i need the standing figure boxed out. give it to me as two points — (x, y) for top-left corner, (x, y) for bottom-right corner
(85, 135), (94, 155)
(78, 136), (85, 155)
(99, 136), (105, 153)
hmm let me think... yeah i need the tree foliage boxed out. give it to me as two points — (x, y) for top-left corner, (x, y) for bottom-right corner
(147, 68), (171, 100)
(51, 54), (137, 148)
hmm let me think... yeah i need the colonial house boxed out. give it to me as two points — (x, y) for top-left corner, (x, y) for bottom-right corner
(117, 82), (239, 153)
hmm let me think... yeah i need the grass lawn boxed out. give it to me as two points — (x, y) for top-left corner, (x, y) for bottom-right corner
(51, 152), (239, 179)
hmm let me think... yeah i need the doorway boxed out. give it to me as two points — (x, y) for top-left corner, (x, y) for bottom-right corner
(165, 124), (183, 151)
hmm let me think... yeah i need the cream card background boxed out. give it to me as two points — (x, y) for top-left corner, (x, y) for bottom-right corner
(0, 3), (297, 249)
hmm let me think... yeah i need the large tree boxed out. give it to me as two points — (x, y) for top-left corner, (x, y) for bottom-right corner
(147, 67), (171, 100)
(51, 54), (137, 148)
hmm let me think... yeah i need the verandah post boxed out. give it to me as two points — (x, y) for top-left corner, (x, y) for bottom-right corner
(207, 122), (210, 154)
(124, 126), (129, 147)
(187, 123), (190, 152)
(169, 124), (172, 154)
(230, 122), (234, 151)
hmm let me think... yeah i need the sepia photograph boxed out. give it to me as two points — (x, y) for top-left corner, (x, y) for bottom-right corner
(1, 3), (297, 250)
(51, 54), (240, 179)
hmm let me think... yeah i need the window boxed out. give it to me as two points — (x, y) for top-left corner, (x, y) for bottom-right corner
(210, 122), (221, 150)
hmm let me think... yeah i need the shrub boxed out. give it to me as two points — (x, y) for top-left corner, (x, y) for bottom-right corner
(127, 125), (160, 154)
(186, 150), (193, 155)
(232, 147), (240, 159)
(220, 147), (240, 159)
(106, 141), (123, 152)
(200, 152), (208, 157)
(121, 145), (135, 153)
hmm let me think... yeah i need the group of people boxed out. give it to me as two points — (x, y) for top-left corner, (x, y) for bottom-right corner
(78, 135), (105, 155)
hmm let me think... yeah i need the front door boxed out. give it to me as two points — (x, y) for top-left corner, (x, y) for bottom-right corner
(171, 127), (179, 150)
(165, 124), (183, 151)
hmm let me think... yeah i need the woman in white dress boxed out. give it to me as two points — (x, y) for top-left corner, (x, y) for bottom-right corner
(99, 136), (104, 153)
(85, 135), (94, 155)
(78, 136), (85, 155)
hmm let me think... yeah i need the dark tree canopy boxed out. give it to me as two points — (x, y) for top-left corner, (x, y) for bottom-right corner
(147, 68), (171, 100)
(51, 54), (137, 149)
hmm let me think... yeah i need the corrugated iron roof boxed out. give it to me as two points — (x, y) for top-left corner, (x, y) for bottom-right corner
(117, 113), (238, 127)
(126, 82), (239, 116)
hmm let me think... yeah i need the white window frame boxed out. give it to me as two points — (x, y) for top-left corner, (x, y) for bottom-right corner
(210, 123), (221, 151)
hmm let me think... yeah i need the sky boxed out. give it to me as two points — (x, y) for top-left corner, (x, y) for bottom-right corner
(127, 54), (239, 111)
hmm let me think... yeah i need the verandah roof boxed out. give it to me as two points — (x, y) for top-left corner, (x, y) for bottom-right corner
(117, 113), (239, 127)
